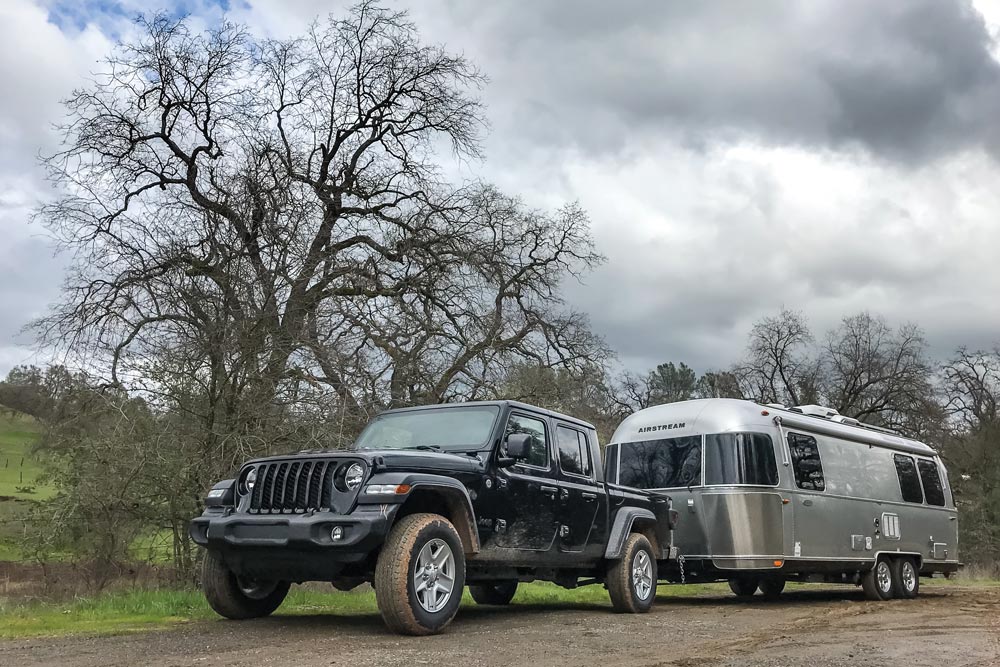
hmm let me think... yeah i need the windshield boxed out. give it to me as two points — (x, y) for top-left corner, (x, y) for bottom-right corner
(353, 406), (500, 452)
(617, 435), (702, 489)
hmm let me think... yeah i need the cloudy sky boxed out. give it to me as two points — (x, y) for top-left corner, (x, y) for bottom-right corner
(3, 0), (1000, 376)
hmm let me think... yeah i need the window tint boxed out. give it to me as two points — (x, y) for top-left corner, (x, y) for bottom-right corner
(916, 459), (945, 506)
(618, 436), (701, 489)
(788, 433), (825, 491)
(557, 426), (592, 478)
(894, 454), (924, 503)
(705, 433), (778, 486)
(505, 414), (549, 468)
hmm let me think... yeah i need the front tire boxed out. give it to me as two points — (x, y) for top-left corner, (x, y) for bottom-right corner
(607, 533), (657, 613)
(891, 557), (920, 599)
(374, 513), (466, 635)
(728, 576), (760, 599)
(470, 581), (518, 605)
(201, 551), (290, 620)
(861, 557), (894, 601)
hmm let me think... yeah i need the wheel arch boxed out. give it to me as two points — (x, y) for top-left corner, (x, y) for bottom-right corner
(380, 476), (481, 555)
(605, 507), (659, 559)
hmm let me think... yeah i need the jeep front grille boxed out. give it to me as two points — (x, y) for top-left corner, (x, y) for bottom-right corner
(247, 459), (338, 513)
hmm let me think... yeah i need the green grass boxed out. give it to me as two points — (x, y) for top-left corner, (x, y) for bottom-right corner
(0, 412), (48, 562)
(0, 413), (50, 501)
(0, 582), (723, 639)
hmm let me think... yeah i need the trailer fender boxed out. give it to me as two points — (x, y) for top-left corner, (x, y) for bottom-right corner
(605, 508), (657, 559)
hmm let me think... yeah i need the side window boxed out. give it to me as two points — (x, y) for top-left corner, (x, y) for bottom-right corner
(788, 433), (825, 491)
(894, 454), (924, 503)
(744, 433), (778, 485)
(505, 414), (549, 469)
(556, 426), (593, 478)
(705, 433), (778, 486)
(916, 459), (945, 506)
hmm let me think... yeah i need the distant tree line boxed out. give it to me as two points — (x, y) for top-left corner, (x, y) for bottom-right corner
(2, 3), (996, 584)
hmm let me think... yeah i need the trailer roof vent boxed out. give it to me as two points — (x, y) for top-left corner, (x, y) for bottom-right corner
(831, 415), (860, 426)
(791, 404), (840, 419)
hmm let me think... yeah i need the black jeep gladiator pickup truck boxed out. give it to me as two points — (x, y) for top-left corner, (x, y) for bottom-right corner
(190, 401), (676, 635)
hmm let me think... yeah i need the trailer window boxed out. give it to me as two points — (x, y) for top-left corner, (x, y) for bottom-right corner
(787, 433), (825, 491)
(617, 436), (702, 489)
(893, 454), (924, 503)
(916, 459), (945, 506)
(604, 443), (619, 483)
(704, 433), (778, 486)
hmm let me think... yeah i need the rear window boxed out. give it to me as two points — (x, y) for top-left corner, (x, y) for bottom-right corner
(704, 433), (778, 486)
(556, 426), (592, 478)
(894, 454), (924, 504)
(617, 436), (701, 489)
(917, 459), (945, 506)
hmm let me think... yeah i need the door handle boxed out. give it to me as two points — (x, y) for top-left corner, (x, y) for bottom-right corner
(582, 492), (597, 500)
(540, 485), (558, 497)
(802, 499), (814, 506)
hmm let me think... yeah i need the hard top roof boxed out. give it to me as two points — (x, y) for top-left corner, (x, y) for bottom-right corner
(381, 400), (596, 430)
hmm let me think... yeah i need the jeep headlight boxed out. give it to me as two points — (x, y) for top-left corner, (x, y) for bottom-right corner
(240, 467), (257, 495)
(345, 463), (364, 491)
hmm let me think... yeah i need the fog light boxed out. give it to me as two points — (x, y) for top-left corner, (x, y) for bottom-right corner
(331, 526), (344, 541)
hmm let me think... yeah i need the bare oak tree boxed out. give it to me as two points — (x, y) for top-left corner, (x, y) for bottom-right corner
(31, 5), (606, 571)
(733, 308), (818, 405)
(822, 313), (936, 431)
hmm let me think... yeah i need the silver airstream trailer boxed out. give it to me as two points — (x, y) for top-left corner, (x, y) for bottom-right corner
(605, 399), (959, 600)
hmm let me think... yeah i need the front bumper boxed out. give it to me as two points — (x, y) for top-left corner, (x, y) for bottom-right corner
(190, 504), (397, 580)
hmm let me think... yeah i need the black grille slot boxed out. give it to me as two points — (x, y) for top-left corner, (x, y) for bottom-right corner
(247, 460), (343, 513)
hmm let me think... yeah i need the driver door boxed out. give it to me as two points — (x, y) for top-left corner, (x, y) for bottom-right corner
(491, 412), (561, 554)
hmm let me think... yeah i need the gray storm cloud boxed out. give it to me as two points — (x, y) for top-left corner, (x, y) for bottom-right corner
(1, 0), (1000, 377)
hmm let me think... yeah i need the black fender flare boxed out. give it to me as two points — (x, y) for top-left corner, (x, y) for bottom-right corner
(604, 507), (657, 559)
(359, 472), (480, 553)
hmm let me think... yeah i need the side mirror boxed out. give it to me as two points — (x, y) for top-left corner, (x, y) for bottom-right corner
(505, 433), (531, 459)
(498, 433), (531, 467)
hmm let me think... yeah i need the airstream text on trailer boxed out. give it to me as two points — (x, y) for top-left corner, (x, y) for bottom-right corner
(606, 398), (959, 601)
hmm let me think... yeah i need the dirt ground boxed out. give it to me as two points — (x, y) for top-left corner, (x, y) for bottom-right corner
(2, 584), (998, 667)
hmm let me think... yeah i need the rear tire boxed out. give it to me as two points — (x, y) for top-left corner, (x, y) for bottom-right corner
(891, 557), (920, 599)
(758, 577), (785, 600)
(469, 581), (518, 605)
(728, 576), (760, 599)
(374, 513), (466, 635)
(201, 551), (290, 620)
(607, 533), (657, 613)
(861, 557), (894, 601)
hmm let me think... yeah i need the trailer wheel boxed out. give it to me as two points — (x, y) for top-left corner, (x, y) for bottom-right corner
(469, 581), (518, 605)
(201, 551), (290, 620)
(374, 513), (466, 635)
(606, 533), (657, 613)
(758, 577), (785, 600)
(728, 576), (759, 599)
(861, 557), (894, 601)
(891, 557), (919, 599)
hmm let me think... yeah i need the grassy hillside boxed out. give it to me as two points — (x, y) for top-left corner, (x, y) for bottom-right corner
(0, 412), (50, 500)
(0, 412), (49, 561)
